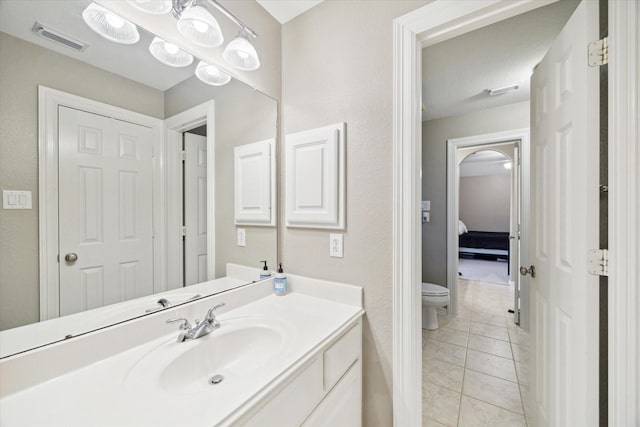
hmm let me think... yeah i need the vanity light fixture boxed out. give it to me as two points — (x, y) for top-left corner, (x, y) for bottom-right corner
(195, 61), (231, 86)
(177, 5), (224, 47)
(149, 37), (194, 67)
(223, 30), (260, 71)
(504, 161), (513, 170)
(133, 0), (261, 71)
(488, 82), (520, 96)
(82, 3), (140, 44)
(126, 0), (173, 15)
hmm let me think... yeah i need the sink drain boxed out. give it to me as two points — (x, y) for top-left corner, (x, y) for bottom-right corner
(209, 374), (224, 385)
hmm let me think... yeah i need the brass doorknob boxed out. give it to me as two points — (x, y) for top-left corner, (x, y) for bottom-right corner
(519, 265), (535, 278)
(64, 253), (78, 263)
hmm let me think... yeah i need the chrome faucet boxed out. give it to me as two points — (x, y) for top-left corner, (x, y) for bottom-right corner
(166, 303), (225, 343)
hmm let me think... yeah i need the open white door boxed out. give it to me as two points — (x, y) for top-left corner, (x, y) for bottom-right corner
(529, 0), (600, 425)
(511, 144), (521, 325)
(58, 106), (154, 315)
(183, 132), (208, 286)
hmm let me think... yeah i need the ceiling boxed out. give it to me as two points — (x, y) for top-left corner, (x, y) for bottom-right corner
(256, 0), (324, 24)
(0, 0), (196, 91)
(422, 0), (579, 122)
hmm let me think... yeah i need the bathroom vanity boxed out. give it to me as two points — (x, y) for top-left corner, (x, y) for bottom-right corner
(0, 274), (364, 426)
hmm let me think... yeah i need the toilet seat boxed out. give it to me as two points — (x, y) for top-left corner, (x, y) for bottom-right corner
(421, 283), (449, 296)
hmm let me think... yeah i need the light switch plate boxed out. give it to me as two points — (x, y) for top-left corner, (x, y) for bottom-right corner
(421, 200), (431, 211)
(329, 233), (343, 258)
(3, 190), (32, 209)
(237, 228), (246, 247)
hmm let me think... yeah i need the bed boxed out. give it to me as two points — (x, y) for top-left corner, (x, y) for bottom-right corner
(458, 221), (510, 263)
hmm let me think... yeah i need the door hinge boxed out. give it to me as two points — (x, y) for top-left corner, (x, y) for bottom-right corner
(180, 150), (187, 161)
(588, 249), (609, 276)
(588, 37), (608, 67)
(179, 226), (187, 236)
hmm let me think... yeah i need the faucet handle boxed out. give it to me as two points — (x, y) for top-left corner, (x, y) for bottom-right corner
(166, 318), (191, 330)
(207, 302), (225, 316)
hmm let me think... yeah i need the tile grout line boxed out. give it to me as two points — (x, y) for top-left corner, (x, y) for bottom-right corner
(510, 334), (529, 427)
(456, 278), (476, 426)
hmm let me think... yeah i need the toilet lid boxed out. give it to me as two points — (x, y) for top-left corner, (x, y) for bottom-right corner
(421, 283), (449, 296)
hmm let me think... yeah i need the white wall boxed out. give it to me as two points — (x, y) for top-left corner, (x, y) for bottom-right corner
(459, 174), (511, 232)
(280, 1), (428, 424)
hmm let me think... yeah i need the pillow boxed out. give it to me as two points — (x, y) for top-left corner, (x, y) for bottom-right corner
(458, 220), (468, 235)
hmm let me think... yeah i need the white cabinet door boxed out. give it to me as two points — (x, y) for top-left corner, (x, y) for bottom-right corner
(234, 139), (274, 226)
(529, 0), (599, 425)
(184, 132), (208, 285)
(285, 123), (345, 229)
(58, 106), (154, 315)
(302, 361), (362, 427)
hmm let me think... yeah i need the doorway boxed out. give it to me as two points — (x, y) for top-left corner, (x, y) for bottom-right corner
(182, 126), (208, 286)
(390, 0), (627, 425)
(164, 100), (216, 291)
(444, 134), (529, 329)
(457, 149), (513, 287)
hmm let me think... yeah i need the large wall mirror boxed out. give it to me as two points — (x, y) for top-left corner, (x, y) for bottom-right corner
(0, 0), (278, 357)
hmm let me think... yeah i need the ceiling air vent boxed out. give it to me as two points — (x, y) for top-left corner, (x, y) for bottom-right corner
(32, 22), (89, 52)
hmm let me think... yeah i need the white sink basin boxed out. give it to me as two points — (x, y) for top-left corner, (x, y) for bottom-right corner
(125, 315), (294, 395)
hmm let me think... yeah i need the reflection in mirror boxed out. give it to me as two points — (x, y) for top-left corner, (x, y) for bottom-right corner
(0, 0), (277, 357)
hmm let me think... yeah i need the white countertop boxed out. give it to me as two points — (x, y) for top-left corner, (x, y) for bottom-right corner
(0, 289), (364, 426)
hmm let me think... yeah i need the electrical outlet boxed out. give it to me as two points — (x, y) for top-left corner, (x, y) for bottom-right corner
(329, 234), (343, 258)
(237, 228), (246, 247)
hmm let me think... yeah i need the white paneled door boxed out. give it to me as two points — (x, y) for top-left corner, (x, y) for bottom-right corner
(184, 132), (208, 285)
(58, 106), (154, 316)
(529, 0), (599, 425)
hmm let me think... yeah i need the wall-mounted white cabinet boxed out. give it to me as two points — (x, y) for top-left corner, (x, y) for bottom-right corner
(285, 123), (345, 230)
(234, 139), (275, 226)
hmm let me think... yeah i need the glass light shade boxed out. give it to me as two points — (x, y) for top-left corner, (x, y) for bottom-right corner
(149, 37), (194, 67)
(176, 6), (223, 48)
(223, 35), (260, 71)
(126, 0), (172, 14)
(82, 3), (140, 44)
(195, 61), (231, 86)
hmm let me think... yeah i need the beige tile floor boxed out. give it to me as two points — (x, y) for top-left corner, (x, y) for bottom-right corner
(422, 278), (531, 427)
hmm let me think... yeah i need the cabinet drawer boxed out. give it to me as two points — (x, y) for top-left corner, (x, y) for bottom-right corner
(323, 322), (361, 391)
(240, 357), (324, 427)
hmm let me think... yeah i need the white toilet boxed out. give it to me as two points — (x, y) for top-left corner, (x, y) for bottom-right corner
(421, 283), (450, 330)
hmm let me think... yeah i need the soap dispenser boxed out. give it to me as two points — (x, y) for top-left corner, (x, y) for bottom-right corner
(274, 263), (287, 296)
(259, 261), (271, 280)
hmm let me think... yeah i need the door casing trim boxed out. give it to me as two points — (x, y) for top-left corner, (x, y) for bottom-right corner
(164, 101), (216, 287)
